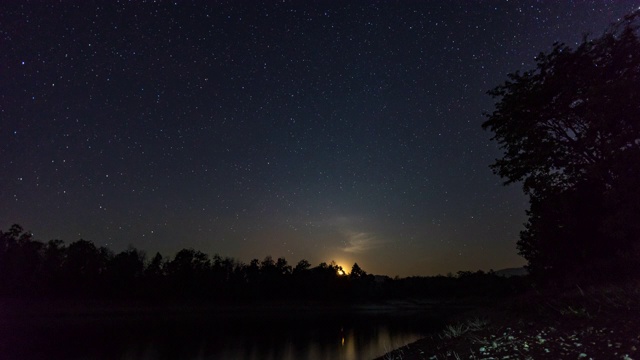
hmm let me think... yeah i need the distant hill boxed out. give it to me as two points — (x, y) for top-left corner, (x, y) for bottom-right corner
(494, 267), (528, 277)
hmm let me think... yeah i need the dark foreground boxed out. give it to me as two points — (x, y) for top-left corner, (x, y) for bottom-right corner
(377, 281), (640, 359)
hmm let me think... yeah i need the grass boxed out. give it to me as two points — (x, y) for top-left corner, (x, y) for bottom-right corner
(438, 324), (469, 340)
(438, 317), (489, 340)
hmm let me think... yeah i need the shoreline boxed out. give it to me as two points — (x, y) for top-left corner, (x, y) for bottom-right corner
(1, 296), (477, 321)
(376, 281), (640, 359)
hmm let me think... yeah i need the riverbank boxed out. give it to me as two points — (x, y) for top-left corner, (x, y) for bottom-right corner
(376, 280), (640, 359)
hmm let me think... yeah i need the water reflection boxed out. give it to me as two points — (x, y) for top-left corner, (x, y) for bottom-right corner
(5, 309), (443, 360)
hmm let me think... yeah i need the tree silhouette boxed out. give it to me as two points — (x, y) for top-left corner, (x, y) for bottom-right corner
(293, 259), (311, 274)
(483, 11), (640, 278)
(145, 252), (165, 278)
(276, 257), (292, 276)
(350, 263), (366, 279)
(42, 239), (66, 292)
(166, 248), (211, 297)
(64, 239), (109, 294)
(143, 251), (166, 300)
(0, 225), (44, 294)
(0, 223), (527, 303)
(106, 246), (146, 296)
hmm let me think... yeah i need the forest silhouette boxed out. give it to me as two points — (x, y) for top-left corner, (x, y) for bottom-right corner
(0, 224), (524, 304)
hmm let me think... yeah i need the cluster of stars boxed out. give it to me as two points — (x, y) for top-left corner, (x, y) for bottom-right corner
(1, 1), (636, 276)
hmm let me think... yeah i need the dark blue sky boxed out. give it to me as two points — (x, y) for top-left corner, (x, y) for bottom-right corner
(2, 1), (637, 276)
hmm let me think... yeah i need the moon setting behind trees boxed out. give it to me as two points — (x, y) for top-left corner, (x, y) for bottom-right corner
(1, 1), (637, 277)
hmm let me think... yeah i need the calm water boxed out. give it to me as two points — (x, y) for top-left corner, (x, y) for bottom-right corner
(3, 306), (445, 360)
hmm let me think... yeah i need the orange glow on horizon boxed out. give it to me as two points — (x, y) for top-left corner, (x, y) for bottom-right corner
(331, 258), (352, 275)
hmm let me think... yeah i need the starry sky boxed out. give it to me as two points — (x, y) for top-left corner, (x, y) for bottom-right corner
(1, 1), (637, 277)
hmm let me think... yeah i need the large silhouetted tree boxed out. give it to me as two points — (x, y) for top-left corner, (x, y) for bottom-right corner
(483, 11), (640, 278)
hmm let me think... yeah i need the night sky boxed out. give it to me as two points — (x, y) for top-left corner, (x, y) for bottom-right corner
(2, 1), (637, 277)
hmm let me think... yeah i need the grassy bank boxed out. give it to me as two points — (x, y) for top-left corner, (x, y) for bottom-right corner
(377, 279), (640, 359)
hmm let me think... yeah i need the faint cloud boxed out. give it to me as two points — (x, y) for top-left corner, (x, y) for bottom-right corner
(343, 231), (383, 253)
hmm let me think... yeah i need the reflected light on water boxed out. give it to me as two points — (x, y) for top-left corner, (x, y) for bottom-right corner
(8, 311), (438, 360)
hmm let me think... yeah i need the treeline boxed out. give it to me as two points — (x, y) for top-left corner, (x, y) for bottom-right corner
(0, 224), (526, 303)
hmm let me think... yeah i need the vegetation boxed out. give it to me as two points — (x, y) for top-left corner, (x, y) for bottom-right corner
(378, 280), (640, 360)
(377, 10), (640, 360)
(0, 223), (524, 304)
(482, 10), (640, 279)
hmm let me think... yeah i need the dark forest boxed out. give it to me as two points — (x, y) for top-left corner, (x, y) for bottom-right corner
(0, 223), (525, 304)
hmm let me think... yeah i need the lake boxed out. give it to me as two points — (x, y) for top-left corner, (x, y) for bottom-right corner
(2, 303), (449, 360)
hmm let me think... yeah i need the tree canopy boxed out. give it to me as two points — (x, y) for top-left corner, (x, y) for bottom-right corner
(483, 11), (640, 278)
